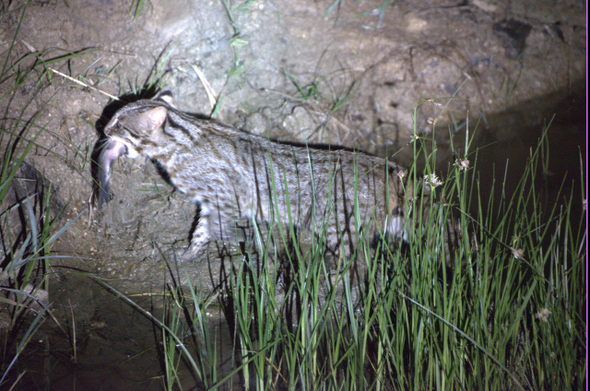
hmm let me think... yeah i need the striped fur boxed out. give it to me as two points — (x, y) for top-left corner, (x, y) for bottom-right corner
(99, 92), (412, 258)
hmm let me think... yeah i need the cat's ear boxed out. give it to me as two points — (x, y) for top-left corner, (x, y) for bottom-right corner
(154, 90), (175, 107)
(137, 106), (168, 133)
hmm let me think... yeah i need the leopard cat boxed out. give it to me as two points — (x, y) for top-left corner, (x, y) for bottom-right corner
(98, 91), (413, 259)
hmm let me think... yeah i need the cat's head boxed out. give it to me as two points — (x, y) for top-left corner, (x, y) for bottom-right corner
(103, 91), (175, 158)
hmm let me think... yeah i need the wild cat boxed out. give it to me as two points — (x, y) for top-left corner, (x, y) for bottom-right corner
(98, 91), (412, 259)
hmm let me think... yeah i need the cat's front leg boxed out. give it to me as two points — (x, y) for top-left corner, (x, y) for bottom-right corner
(181, 203), (211, 260)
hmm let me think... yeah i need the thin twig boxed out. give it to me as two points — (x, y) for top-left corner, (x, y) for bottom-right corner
(49, 67), (120, 101)
(191, 64), (217, 112)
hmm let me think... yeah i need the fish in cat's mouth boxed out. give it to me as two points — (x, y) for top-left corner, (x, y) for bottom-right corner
(97, 139), (128, 208)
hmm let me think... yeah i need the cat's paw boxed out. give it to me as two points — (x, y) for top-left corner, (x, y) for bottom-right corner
(167, 242), (207, 263)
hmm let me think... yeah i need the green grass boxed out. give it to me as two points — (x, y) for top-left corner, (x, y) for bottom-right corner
(324, 0), (396, 28)
(145, 117), (585, 390)
(0, 3), (93, 388)
(0, 70), (80, 391)
(130, 0), (145, 20)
